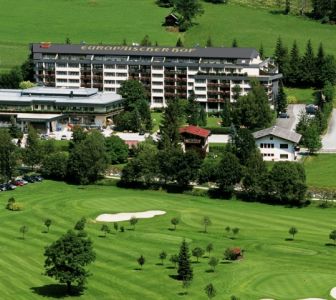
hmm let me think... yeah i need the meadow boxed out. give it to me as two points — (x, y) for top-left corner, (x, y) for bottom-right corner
(0, 0), (336, 72)
(1, 180), (336, 299)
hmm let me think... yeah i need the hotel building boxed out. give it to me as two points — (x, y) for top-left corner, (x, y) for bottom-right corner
(31, 43), (282, 112)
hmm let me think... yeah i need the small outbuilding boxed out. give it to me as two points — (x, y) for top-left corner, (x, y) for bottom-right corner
(253, 126), (301, 161)
(164, 14), (179, 26)
(179, 125), (211, 156)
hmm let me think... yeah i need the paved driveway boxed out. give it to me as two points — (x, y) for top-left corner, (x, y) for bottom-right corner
(276, 104), (305, 131)
(321, 109), (336, 152)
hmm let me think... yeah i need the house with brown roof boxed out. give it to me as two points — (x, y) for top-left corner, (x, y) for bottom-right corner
(179, 125), (211, 156)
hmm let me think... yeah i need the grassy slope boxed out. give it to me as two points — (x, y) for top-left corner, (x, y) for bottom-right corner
(1, 180), (336, 299)
(285, 87), (316, 104)
(0, 1), (336, 70)
(304, 154), (336, 189)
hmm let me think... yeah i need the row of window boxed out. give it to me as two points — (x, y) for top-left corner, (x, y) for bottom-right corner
(262, 153), (289, 159)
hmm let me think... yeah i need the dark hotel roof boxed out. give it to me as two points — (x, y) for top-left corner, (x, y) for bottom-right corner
(31, 43), (259, 59)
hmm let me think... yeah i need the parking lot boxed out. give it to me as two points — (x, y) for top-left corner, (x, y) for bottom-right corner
(276, 104), (305, 131)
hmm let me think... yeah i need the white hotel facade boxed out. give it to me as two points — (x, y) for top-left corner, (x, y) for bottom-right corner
(32, 43), (282, 112)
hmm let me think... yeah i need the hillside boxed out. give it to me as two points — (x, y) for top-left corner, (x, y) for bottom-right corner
(0, 0), (335, 72)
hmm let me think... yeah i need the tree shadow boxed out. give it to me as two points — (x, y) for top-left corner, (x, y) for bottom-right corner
(269, 9), (286, 15)
(133, 268), (142, 271)
(41, 230), (48, 234)
(166, 266), (175, 270)
(205, 269), (215, 273)
(325, 243), (336, 247)
(177, 291), (188, 296)
(168, 228), (175, 231)
(97, 235), (107, 238)
(285, 238), (294, 241)
(31, 284), (82, 298)
(155, 263), (164, 266)
(168, 274), (180, 281)
(220, 261), (232, 264)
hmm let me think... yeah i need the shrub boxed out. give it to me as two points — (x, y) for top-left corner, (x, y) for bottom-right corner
(224, 247), (243, 261)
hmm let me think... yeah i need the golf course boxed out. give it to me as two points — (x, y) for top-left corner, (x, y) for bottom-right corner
(1, 180), (336, 299)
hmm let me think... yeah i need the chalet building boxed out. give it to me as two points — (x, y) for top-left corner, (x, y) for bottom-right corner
(179, 125), (210, 155)
(253, 126), (301, 161)
(0, 87), (123, 132)
(31, 43), (282, 112)
(165, 14), (179, 26)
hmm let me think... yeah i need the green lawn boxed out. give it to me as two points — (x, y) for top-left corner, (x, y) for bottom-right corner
(304, 154), (336, 189)
(1, 180), (336, 299)
(151, 112), (162, 132)
(1, 1), (336, 71)
(207, 116), (222, 128)
(285, 87), (317, 104)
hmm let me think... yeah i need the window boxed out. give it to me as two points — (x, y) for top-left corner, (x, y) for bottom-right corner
(69, 79), (79, 83)
(280, 154), (288, 159)
(270, 136), (273, 140)
(152, 89), (163, 93)
(117, 65), (127, 69)
(153, 97), (163, 103)
(280, 144), (288, 149)
(69, 72), (79, 76)
(153, 74), (163, 78)
(57, 63), (67, 68)
(69, 63), (79, 68)
(57, 71), (67, 75)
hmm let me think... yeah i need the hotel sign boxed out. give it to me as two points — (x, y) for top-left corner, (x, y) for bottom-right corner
(80, 45), (197, 54)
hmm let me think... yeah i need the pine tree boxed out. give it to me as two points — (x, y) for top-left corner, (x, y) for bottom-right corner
(301, 40), (316, 87)
(288, 40), (301, 86)
(221, 100), (231, 127)
(259, 43), (265, 60)
(275, 84), (287, 114)
(159, 100), (184, 149)
(177, 239), (193, 281)
(176, 38), (184, 47)
(274, 37), (290, 80)
(285, 0), (291, 14)
(206, 36), (213, 47)
(232, 38), (238, 48)
(316, 42), (328, 87)
(199, 107), (207, 127)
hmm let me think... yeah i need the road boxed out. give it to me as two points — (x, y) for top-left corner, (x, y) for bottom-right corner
(276, 104), (305, 131)
(321, 109), (336, 152)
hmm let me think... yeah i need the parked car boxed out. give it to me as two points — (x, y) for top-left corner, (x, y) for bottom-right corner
(23, 175), (36, 183)
(31, 174), (43, 182)
(279, 112), (289, 118)
(5, 183), (16, 190)
(61, 134), (67, 140)
(0, 184), (7, 191)
(11, 180), (24, 187)
(306, 104), (318, 115)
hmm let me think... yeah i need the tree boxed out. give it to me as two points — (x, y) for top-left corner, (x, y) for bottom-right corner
(215, 151), (242, 196)
(74, 217), (87, 231)
(203, 216), (212, 233)
(42, 152), (68, 180)
(0, 67), (23, 89)
(206, 36), (213, 47)
(186, 91), (200, 126)
(156, 0), (174, 7)
(208, 257), (219, 272)
(206, 243), (214, 257)
(20, 225), (28, 239)
(232, 80), (272, 130)
(273, 37), (289, 79)
(159, 251), (167, 265)
(140, 35), (151, 46)
(289, 226), (298, 239)
(130, 216), (138, 230)
(300, 40), (316, 86)
(268, 162), (307, 205)
(170, 254), (179, 268)
(287, 40), (301, 86)
(182, 277), (192, 295)
(230, 128), (258, 166)
(323, 81), (335, 103)
(232, 38), (238, 48)
(21, 53), (35, 82)
(225, 226), (231, 236)
(44, 219), (52, 233)
(44, 230), (96, 293)
(205, 283), (217, 299)
(177, 239), (193, 281)
(137, 255), (145, 269)
(199, 107), (207, 127)
(285, 0), (291, 14)
(171, 217), (180, 230)
(173, 0), (204, 31)
(9, 115), (22, 139)
(221, 100), (232, 127)
(275, 84), (287, 115)
(23, 126), (42, 170)
(259, 43), (265, 60)
(19, 80), (36, 89)
(105, 135), (129, 164)
(119, 80), (148, 110)
(113, 222), (119, 233)
(192, 247), (205, 262)
(0, 129), (17, 181)
(158, 100), (184, 149)
(65, 37), (71, 44)
(232, 227), (240, 238)
(176, 37), (184, 47)
(329, 230), (336, 244)
(67, 131), (109, 185)
(101, 224), (110, 237)
(303, 123), (322, 154)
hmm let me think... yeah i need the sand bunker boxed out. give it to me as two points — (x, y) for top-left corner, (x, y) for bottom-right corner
(299, 298), (326, 300)
(330, 287), (336, 299)
(96, 210), (166, 222)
